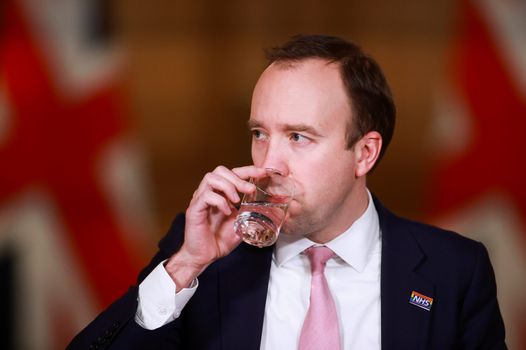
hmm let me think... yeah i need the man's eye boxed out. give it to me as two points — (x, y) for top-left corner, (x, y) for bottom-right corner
(252, 129), (264, 139)
(290, 133), (308, 143)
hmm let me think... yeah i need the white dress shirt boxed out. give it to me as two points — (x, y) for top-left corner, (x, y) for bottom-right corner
(260, 191), (381, 349)
(136, 191), (381, 350)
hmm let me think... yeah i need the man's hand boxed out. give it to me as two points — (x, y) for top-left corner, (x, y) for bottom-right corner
(165, 165), (266, 290)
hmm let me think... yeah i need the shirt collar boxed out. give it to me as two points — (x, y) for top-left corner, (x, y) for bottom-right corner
(274, 190), (380, 272)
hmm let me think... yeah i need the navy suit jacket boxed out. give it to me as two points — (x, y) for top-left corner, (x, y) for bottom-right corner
(68, 198), (506, 349)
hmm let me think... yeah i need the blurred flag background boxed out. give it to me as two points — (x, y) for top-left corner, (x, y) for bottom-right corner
(426, 0), (526, 349)
(0, 0), (155, 349)
(0, 0), (524, 349)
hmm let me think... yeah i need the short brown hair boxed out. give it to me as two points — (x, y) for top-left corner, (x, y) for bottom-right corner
(265, 34), (396, 163)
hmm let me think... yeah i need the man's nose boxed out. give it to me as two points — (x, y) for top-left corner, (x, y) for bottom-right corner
(260, 141), (290, 177)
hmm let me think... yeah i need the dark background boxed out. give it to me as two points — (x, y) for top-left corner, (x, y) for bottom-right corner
(114, 0), (456, 229)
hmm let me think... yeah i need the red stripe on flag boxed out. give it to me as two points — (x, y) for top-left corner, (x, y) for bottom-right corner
(427, 0), (526, 220)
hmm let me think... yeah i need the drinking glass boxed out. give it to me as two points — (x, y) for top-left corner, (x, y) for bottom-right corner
(234, 169), (294, 248)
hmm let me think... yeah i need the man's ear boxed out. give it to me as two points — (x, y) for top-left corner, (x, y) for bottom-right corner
(354, 131), (382, 177)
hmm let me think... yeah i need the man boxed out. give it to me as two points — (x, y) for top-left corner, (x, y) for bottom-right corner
(68, 35), (506, 349)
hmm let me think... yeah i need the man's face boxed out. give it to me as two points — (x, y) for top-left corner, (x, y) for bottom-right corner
(249, 58), (366, 242)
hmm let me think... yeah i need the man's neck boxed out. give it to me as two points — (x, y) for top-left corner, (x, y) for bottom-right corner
(306, 186), (370, 244)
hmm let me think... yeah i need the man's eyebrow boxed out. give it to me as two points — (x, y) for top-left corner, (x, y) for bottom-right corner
(247, 119), (262, 129)
(247, 119), (324, 137)
(282, 123), (324, 137)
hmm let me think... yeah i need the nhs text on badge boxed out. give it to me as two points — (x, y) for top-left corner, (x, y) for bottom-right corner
(409, 291), (433, 311)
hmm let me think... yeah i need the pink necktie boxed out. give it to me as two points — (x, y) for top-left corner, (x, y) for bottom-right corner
(299, 246), (341, 350)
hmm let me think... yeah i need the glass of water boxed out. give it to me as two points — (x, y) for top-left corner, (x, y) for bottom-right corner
(234, 169), (294, 248)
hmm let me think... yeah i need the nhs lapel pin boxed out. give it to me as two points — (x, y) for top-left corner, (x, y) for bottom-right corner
(409, 291), (434, 311)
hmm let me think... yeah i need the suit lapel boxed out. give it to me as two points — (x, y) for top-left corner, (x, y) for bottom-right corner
(375, 198), (435, 350)
(218, 242), (273, 350)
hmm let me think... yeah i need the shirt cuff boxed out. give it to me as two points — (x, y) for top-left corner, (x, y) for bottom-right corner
(135, 260), (198, 330)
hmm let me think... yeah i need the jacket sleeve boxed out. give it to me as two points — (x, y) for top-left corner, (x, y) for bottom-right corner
(66, 215), (187, 350)
(459, 242), (507, 349)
